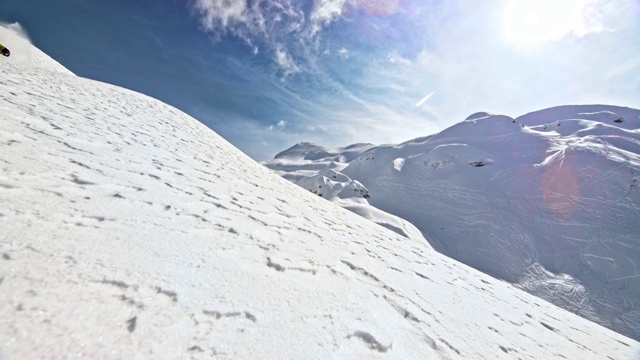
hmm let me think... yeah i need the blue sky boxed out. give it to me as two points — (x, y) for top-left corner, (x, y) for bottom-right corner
(1, 0), (639, 160)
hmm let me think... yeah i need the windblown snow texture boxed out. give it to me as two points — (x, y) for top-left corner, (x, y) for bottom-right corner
(1, 25), (638, 359)
(265, 106), (640, 341)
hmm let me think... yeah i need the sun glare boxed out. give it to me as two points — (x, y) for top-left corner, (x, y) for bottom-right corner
(502, 0), (597, 46)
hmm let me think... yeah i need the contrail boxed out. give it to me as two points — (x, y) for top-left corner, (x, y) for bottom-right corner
(415, 90), (436, 107)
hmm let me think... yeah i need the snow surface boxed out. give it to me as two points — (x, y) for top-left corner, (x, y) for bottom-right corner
(1, 25), (639, 359)
(264, 106), (640, 342)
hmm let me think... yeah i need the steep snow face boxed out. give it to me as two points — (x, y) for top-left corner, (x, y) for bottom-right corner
(266, 106), (640, 341)
(1, 47), (638, 359)
(0, 23), (74, 75)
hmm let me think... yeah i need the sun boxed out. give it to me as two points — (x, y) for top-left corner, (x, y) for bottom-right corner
(502, 0), (597, 46)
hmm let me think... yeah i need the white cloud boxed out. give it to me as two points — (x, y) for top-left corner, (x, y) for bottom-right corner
(387, 52), (411, 66)
(338, 47), (349, 59)
(311, 0), (350, 26)
(274, 45), (300, 75)
(268, 119), (287, 131)
(190, 0), (324, 74)
(190, 0), (417, 76)
(191, 0), (248, 30)
(190, 0), (347, 40)
(309, 0), (402, 28)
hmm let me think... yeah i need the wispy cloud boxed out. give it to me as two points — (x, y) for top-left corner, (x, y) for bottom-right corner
(338, 47), (349, 60)
(274, 44), (300, 75)
(309, 0), (350, 35)
(415, 91), (436, 107)
(191, 0), (248, 30)
(387, 51), (411, 66)
(189, 0), (351, 68)
(188, 0), (415, 75)
(268, 119), (287, 131)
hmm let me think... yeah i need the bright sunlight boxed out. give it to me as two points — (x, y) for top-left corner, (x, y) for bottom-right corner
(502, 0), (603, 46)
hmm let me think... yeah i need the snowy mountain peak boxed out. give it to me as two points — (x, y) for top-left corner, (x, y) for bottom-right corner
(516, 104), (640, 129)
(465, 111), (495, 121)
(274, 142), (375, 162)
(427, 113), (522, 145)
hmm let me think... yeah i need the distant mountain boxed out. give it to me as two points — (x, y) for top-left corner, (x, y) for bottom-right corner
(267, 142), (430, 243)
(5, 23), (637, 358)
(264, 105), (640, 340)
(274, 142), (376, 162)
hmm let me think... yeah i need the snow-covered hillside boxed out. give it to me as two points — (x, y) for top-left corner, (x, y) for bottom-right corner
(1, 26), (639, 359)
(264, 105), (640, 342)
(0, 23), (74, 75)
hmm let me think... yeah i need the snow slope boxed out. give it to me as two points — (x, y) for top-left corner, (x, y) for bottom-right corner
(0, 23), (74, 75)
(265, 106), (640, 341)
(1, 27), (639, 359)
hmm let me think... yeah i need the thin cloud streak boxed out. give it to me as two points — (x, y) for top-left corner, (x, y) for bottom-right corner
(415, 90), (436, 107)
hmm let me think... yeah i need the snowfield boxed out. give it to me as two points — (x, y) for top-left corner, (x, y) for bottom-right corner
(265, 106), (640, 341)
(1, 25), (639, 359)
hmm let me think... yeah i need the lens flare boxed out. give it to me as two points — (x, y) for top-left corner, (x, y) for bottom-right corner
(541, 151), (580, 217)
(357, 0), (403, 16)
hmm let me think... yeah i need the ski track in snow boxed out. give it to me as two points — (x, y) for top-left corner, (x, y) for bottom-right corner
(0, 30), (639, 359)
